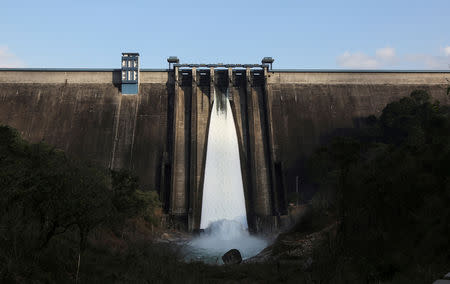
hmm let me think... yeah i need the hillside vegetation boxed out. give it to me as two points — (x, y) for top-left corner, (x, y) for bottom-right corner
(303, 90), (450, 282)
(0, 126), (163, 282)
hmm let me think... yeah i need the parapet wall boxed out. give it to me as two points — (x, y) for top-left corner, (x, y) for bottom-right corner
(1, 69), (449, 230)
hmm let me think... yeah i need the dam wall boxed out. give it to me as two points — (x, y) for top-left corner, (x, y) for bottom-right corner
(0, 70), (172, 200)
(1, 68), (449, 230)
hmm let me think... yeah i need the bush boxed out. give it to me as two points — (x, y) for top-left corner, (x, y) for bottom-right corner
(111, 169), (160, 225)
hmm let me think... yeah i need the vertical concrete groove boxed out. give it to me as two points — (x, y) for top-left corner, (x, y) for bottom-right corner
(210, 67), (215, 105)
(254, 86), (271, 215)
(264, 82), (282, 214)
(185, 84), (192, 217)
(189, 68), (197, 231)
(109, 92), (122, 169)
(245, 67), (258, 220)
(170, 67), (180, 215)
(260, 68), (277, 215)
(128, 92), (141, 169)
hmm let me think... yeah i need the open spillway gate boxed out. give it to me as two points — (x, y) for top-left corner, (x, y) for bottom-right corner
(168, 64), (285, 232)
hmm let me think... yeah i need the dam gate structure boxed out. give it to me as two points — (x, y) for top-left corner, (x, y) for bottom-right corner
(170, 63), (280, 232)
(1, 55), (449, 232)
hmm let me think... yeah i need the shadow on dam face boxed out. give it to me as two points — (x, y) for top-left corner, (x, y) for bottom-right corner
(169, 66), (282, 232)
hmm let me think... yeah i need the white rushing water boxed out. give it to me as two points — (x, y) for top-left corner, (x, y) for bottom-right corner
(186, 90), (267, 264)
(200, 90), (247, 229)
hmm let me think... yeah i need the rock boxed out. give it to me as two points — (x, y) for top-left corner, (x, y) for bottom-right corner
(245, 222), (339, 265)
(302, 257), (313, 270)
(243, 246), (273, 263)
(222, 249), (242, 265)
(433, 272), (450, 284)
(445, 272), (450, 280)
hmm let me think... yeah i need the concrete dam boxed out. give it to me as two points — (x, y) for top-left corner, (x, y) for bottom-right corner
(1, 55), (449, 232)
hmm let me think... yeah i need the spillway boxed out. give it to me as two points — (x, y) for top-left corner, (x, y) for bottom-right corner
(200, 89), (247, 229)
(186, 89), (267, 264)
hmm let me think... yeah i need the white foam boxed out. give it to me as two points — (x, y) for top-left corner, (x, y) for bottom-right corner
(188, 219), (267, 263)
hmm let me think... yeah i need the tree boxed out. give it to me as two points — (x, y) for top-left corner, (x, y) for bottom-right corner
(307, 90), (450, 281)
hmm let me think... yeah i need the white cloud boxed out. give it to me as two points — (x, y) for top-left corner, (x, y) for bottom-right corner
(375, 47), (396, 61)
(443, 46), (450, 57)
(337, 46), (450, 69)
(337, 51), (380, 69)
(404, 54), (449, 69)
(0, 46), (25, 68)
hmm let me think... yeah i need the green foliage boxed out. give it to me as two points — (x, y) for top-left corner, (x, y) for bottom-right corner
(0, 126), (112, 252)
(111, 169), (160, 225)
(134, 190), (161, 224)
(0, 126), (161, 282)
(307, 90), (450, 282)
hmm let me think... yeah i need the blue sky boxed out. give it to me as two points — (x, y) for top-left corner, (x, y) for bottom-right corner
(1, 0), (449, 69)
